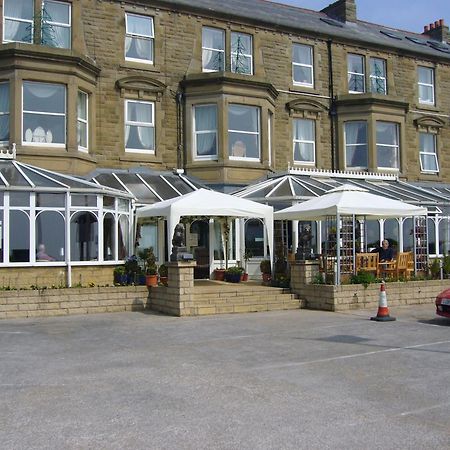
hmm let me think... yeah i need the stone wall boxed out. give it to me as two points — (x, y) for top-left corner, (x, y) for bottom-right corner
(0, 286), (148, 320)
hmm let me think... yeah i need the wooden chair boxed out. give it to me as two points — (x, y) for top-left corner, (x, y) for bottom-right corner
(383, 252), (413, 279)
(355, 253), (379, 277)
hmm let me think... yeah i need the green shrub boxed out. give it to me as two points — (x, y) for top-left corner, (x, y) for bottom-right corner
(350, 271), (377, 287)
(259, 259), (271, 274)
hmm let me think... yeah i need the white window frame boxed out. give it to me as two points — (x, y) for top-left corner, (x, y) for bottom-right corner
(77, 90), (88, 152)
(228, 105), (261, 162)
(376, 121), (399, 170)
(348, 54), (366, 94)
(419, 132), (439, 173)
(125, 13), (154, 64)
(292, 43), (314, 88)
(3, 0), (34, 44)
(231, 31), (253, 75)
(344, 121), (368, 169)
(42, 0), (71, 49)
(293, 118), (315, 165)
(370, 57), (387, 95)
(0, 82), (10, 148)
(22, 81), (67, 148)
(418, 66), (435, 105)
(193, 104), (218, 161)
(124, 99), (155, 154)
(202, 27), (225, 72)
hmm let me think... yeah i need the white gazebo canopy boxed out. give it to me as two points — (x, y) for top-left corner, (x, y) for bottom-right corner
(136, 188), (274, 267)
(274, 184), (428, 220)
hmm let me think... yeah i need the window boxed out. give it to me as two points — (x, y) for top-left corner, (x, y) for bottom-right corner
(348, 54), (365, 93)
(418, 66), (435, 105)
(3, 0), (34, 43)
(245, 219), (264, 257)
(125, 13), (154, 64)
(0, 83), (10, 147)
(228, 105), (260, 160)
(231, 32), (252, 75)
(77, 91), (88, 151)
(194, 104), (217, 159)
(202, 27), (225, 72)
(22, 81), (66, 146)
(370, 58), (387, 94)
(10, 210), (30, 262)
(419, 132), (439, 173)
(293, 119), (315, 164)
(125, 100), (155, 153)
(70, 211), (98, 261)
(36, 211), (65, 261)
(376, 121), (399, 169)
(345, 121), (368, 168)
(42, 1), (71, 49)
(292, 44), (314, 87)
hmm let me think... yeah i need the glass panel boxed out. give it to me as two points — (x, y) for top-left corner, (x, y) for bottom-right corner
(136, 222), (158, 256)
(438, 219), (449, 255)
(10, 210), (30, 262)
(366, 220), (380, 250)
(77, 91), (87, 120)
(402, 218), (414, 252)
(0, 210), (3, 262)
(77, 121), (87, 148)
(23, 113), (65, 144)
(103, 212), (115, 260)
(36, 211), (65, 261)
(125, 36), (153, 61)
(202, 27), (224, 71)
(377, 122), (398, 145)
(71, 194), (96, 207)
(419, 85), (433, 103)
(418, 67), (433, 84)
(44, 1), (70, 24)
(384, 219), (399, 252)
(228, 132), (259, 159)
(0, 82), (10, 144)
(70, 212), (98, 261)
(195, 105), (217, 157)
(231, 32), (252, 74)
(228, 105), (258, 132)
(0, 193), (3, 206)
(428, 218), (436, 254)
(202, 27), (224, 50)
(126, 14), (153, 37)
(348, 54), (364, 73)
(23, 82), (65, 114)
(4, 19), (32, 43)
(118, 198), (129, 212)
(293, 65), (312, 85)
(36, 193), (65, 207)
(0, 166), (29, 186)
(345, 122), (367, 167)
(5, 0), (33, 19)
(10, 192), (29, 206)
(118, 215), (129, 260)
(245, 219), (264, 257)
(293, 44), (312, 64)
(294, 142), (314, 162)
(103, 196), (115, 208)
(421, 154), (438, 172)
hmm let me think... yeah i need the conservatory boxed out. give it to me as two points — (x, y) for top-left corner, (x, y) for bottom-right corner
(0, 148), (133, 287)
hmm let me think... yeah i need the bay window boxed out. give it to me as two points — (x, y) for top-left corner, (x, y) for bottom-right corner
(228, 104), (260, 160)
(419, 132), (439, 173)
(202, 27), (225, 72)
(22, 81), (66, 146)
(77, 90), (88, 151)
(0, 83), (10, 147)
(194, 104), (218, 159)
(292, 44), (314, 87)
(125, 100), (155, 153)
(376, 121), (399, 169)
(293, 119), (315, 164)
(125, 13), (154, 64)
(345, 121), (368, 168)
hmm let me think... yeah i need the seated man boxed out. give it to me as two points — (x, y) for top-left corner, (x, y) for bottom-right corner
(373, 239), (395, 262)
(36, 244), (55, 261)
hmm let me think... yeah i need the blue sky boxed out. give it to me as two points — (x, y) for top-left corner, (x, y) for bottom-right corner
(270, 0), (450, 34)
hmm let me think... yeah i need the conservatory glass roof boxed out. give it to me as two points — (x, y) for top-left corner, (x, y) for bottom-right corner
(233, 169), (450, 211)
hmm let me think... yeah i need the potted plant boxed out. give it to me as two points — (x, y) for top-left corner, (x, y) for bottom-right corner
(158, 263), (168, 286)
(225, 266), (244, 283)
(142, 247), (158, 287)
(213, 267), (226, 281)
(242, 249), (253, 281)
(260, 259), (272, 282)
(113, 266), (127, 285)
(124, 255), (139, 284)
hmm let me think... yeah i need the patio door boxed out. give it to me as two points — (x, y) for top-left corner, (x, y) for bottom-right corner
(189, 220), (210, 279)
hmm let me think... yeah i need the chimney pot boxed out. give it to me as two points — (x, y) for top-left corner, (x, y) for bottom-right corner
(424, 25), (429, 32)
(439, 19), (444, 27)
(430, 23), (434, 29)
(435, 20), (440, 28)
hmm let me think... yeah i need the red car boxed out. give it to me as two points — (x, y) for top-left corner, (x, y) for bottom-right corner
(436, 288), (450, 318)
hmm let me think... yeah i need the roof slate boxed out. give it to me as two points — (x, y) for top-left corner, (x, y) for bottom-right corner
(153, 0), (450, 61)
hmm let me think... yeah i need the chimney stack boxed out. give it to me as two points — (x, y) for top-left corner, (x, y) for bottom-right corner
(422, 18), (449, 43)
(321, 0), (357, 23)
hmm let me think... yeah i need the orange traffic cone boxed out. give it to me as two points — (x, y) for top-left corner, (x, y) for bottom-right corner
(370, 282), (396, 322)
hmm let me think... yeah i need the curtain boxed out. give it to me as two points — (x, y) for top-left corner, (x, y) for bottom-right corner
(118, 215), (129, 259)
(4, 0), (33, 42)
(294, 119), (314, 162)
(228, 105), (258, 131)
(0, 84), (9, 142)
(195, 105), (217, 156)
(126, 14), (153, 60)
(345, 121), (367, 167)
(202, 28), (224, 70)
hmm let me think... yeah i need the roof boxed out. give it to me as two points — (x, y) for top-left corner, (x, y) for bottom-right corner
(0, 159), (131, 197)
(86, 167), (207, 205)
(153, 0), (450, 61)
(233, 169), (450, 212)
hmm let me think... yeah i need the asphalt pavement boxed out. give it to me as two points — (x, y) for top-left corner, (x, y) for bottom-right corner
(1, 304), (449, 449)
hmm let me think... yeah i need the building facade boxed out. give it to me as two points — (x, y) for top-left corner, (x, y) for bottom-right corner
(1, 0), (450, 281)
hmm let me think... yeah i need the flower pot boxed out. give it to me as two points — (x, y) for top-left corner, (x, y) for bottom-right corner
(160, 276), (168, 286)
(226, 272), (241, 283)
(241, 273), (248, 281)
(145, 274), (158, 287)
(114, 274), (127, 285)
(214, 269), (226, 281)
(262, 273), (272, 282)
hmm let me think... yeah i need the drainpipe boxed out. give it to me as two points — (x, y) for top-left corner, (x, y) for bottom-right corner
(175, 91), (185, 171)
(327, 39), (337, 171)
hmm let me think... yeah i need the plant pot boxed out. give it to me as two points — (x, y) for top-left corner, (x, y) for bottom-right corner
(226, 273), (241, 283)
(145, 274), (158, 287)
(214, 269), (226, 281)
(241, 273), (248, 281)
(160, 276), (168, 286)
(114, 274), (127, 285)
(138, 274), (147, 285)
(262, 273), (272, 282)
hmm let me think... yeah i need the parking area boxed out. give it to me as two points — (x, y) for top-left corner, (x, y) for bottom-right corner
(1, 305), (449, 449)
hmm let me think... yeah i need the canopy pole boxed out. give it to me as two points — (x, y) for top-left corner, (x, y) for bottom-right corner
(336, 213), (341, 286)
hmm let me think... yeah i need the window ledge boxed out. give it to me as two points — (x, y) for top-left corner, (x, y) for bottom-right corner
(119, 154), (164, 164)
(18, 147), (97, 163)
(413, 103), (440, 113)
(119, 62), (161, 74)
